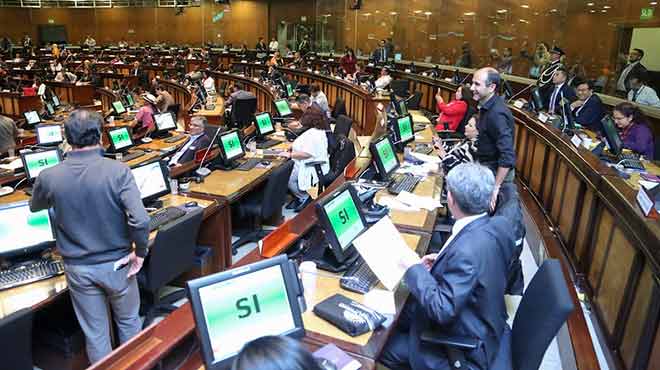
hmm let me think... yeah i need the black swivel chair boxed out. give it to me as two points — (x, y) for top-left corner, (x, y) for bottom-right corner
(406, 91), (423, 110)
(390, 79), (410, 98)
(306, 135), (356, 195)
(167, 103), (180, 121)
(422, 259), (575, 370)
(230, 96), (257, 129)
(331, 97), (347, 120)
(231, 160), (294, 254)
(138, 207), (204, 327)
(0, 308), (33, 370)
(333, 114), (353, 138)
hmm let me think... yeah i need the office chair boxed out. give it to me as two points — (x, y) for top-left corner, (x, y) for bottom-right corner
(167, 103), (180, 121)
(333, 114), (353, 139)
(330, 97), (347, 119)
(230, 96), (257, 129)
(421, 259), (574, 370)
(138, 207), (204, 327)
(390, 79), (410, 98)
(306, 135), (356, 195)
(231, 161), (294, 254)
(406, 91), (423, 110)
(0, 308), (33, 370)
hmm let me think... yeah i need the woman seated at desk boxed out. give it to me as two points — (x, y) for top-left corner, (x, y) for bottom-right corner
(134, 95), (157, 137)
(433, 114), (479, 173)
(612, 102), (655, 159)
(279, 105), (330, 212)
(435, 84), (474, 133)
(269, 51), (284, 67)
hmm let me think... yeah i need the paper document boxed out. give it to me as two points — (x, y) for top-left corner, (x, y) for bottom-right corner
(640, 180), (660, 190)
(396, 191), (443, 211)
(363, 289), (396, 315)
(0, 157), (23, 171)
(375, 196), (419, 212)
(409, 151), (441, 164)
(353, 216), (421, 291)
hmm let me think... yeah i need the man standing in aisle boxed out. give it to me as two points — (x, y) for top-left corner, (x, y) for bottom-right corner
(30, 110), (149, 364)
(470, 67), (516, 209)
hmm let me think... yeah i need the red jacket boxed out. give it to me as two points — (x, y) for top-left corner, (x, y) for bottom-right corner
(340, 55), (357, 75)
(436, 100), (467, 131)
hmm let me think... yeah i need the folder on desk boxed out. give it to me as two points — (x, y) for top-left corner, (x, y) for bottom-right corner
(637, 181), (660, 219)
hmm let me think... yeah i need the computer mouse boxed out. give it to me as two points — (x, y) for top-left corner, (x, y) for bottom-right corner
(143, 148), (152, 153)
(141, 137), (153, 143)
(260, 160), (271, 166)
(185, 201), (198, 207)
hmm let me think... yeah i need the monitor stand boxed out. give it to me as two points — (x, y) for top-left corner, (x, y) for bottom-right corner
(144, 199), (163, 209)
(210, 157), (238, 171)
(302, 228), (359, 273)
(152, 130), (173, 139)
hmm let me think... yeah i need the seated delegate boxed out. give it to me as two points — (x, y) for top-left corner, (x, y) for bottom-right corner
(433, 114), (479, 173)
(570, 79), (605, 133)
(435, 84), (474, 132)
(232, 336), (324, 370)
(612, 102), (655, 159)
(168, 116), (211, 166)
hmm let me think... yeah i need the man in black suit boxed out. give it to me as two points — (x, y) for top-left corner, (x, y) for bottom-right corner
(380, 163), (515, 370)
(616, 48), (648, 96)
(571, 79), (605, 133)
(371, 39), (389, 64)
(545, 66), (577, 116)
(168, 116), (211, 166)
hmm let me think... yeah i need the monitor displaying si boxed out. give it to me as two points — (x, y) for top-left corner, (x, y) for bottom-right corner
(112, 100), (126, 115)
(286, 83), (294, 97)
(600, 115), (624, 156)
(394, 114), (414, 145)
(20, 148), (63, 182)
(36, 124), (63, 146)
(254, 112), (275, 137)
(186, 254), (305, 370)
(397, 99), (408, 116)
(218, 129), (245, 162)
(107, 127), (134, 152)
(52, 94), (60, 108)
(0, 201), (55, 258)
(369, 135), (399, 179)
(131, 160), (170, 205)
(315, 184), (367, 263)
(45, 102), (55, 116)
(274, 99), (292, 117)
(23, 111), (41, 126)
(154, 112), (177, 132)
(124, 94), (135, 107)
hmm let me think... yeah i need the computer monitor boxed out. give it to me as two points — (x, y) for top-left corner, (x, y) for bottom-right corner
(369, 135), (399, 179)
(286, 83), (294, 98)
(112, 100), (126, 115)
(600, 115), (624, 156)
(214, 129), (245, 169)
(393, 114), (414, 146)
(52, 94), (61, 108)
(394, 53), (402, 62)
(187, 254), (305, 370)
(530, 88), (544, 112)
(124, 94), (135, 107)
(107, 126), (134, 153)
(20, 148), (63, 183)
(45, 102), (55, 116)
(315, 183), (368, 266)
(36, 124), (63, 146)
(23, 110), (41, 126)
(131, 160), (171, 206)
(154, 112), (177, 137)
(396, 99), (408, 116)
(0, 201), (55, 259)
(254, 112), (275, 137)
(273, 99), (293, 117)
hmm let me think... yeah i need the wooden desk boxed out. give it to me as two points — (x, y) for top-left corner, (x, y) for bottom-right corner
(0, 91), (41, 118)
(46, 81), (95, 106)
(192, 96), (224, 126)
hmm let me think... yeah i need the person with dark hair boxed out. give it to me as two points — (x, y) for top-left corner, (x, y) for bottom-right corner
(310, 84), (330, 116)
(380, 162), (515, 370)
(0, 113), (18, 157)
(371, 39), (389, 64)
(571, 79), (605, 132)
(155, 84), (174, 113)
(375, 67), (392, 89)
(340, 48), (357, 75)
(255, 37), (268, 53)
(225, 82), (256, 108)
(545, 66), (577, 115)
(434, 84), (473, 132)
(29, 110), (149, 364)
(613, 102), (655, 158)
(627, 73), (660, 108)
(470, 67), (516, 210)
(232, 336), (324, 370)
(455, 41), (472, 68)
(433, 114), (479, 173)
(281, 98), (329, 212)
(616, 48), (647, 95)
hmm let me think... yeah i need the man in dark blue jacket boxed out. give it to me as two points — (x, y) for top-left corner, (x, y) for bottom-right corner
(571, 79), (605, 133)
(379, 163), (515, 370)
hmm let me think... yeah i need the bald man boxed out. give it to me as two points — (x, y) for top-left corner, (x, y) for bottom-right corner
(469, 67), (516, 210)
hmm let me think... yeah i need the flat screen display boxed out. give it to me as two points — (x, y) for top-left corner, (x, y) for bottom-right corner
(112, 101), (126, 115)
(375, 137), (397, 175)
(397, 115), (414, 143)
(131, 161), (169, 201)
(274, 99), (292, 117)
(21, 149), (62, 180)
(45, 102), (55, 116)
(155, 112), (176, 131)
(255, 112), (275, 136)
(52, 95), (60, 107)
(220, 131), (244, 161)
(125, 94), (135, 106)
(0, 202), (54, 256)
(109, 127), (133, 151)
(322, 188), (365, 250)
(24, 111), (41, 125)
(36, 125), (63, 145)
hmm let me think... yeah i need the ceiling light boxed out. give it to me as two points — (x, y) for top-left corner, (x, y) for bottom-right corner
(651, 1), (658, 4)
(464, 11), (476, 16)
(601, 9), (607, 12)
(424, 11), (432, 16)
(590, 10), (596, 13)
(519, 19), (529, 23)
(603, 5), (611, 9)
(497, 9), (508, 13)
(521, 4), (530, 8)
(550, 8), (558, 12)
(389, 11), (398, 15)
(414, 10), (422, 14)
(587, 2), (594, 6)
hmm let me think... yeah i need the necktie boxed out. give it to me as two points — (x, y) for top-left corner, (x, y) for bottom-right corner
(549, 87), (560, 114)
(633, 87), (641, 102)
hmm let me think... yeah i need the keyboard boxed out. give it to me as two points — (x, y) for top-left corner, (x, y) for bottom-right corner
(256, 139), (281, 149)
(0, 259), (65, 291)
(164, 134), (187, 143)
(621, 159), (645, 171)
(148, 206), (186, 232)
(619, 152), (638, 160)
(0, 168), (13, 177)
(120, 150), (145, 162)
(340, 258), (379, 294)
(236, 158), (261, 171)
(387, 173), (421, 195)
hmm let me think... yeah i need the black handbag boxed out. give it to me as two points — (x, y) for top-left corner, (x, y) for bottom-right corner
(313, 294), (386, 337)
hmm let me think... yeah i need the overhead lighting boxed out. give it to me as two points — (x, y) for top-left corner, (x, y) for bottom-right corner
(424, 11), (432, 16)
(603, 5), (611, 9)
(601, 9), (607, 12)
(464, 11), (476, 16)
(651, 1), (658, 5)
(550, 8), (558, 12)
(497, 9), (508, 13)
(414, 10), (422, 14)
(519, 19), (529, 23)
(521, 4), (530, 8)
(587, 2), (594, 6)
(590, 9), (596, 13)
(389, 11), (398, 15)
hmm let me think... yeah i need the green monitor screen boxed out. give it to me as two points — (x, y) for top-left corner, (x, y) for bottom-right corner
(36, 125), (63, 145)
(109, 127), (133, 151)
(45, 102), (55, 115)
(322, 187), (365, 251)
(274, 99), (292, 117)
(125, 94), (135, 106)
(286, 84), (294, 97)
(255, 112), (275, 136)
(398, 100), (408, 116)
(112, 100), (126, 115)
(220, 131), (244, 161)
(374, 137), (398, 176)
(52, 94), (60, 107)
(0, 201), (55, 257)
(21, 149), (62, 181)
(397, 115), (414, 144)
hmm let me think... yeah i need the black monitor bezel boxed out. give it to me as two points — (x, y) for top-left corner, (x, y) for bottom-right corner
(254, 111), (276, 137)
(392, 114), (414, 146)
(273, 99), (293, 117)
(23, 110), (42, 126)
(45, 102), (55, 116)
(186, 254), (305, 370)
(111, 100), (127, 115)
(217, 128), (246, 162)
(369, 134), (400, 179)
(153, 112), (177, 134)
(35, 124), (63, 146)
(397, 99), (408, 116)
(314, 183), (368, 264)
(51, 94), (61, 108)
(130, 159), (171, 204)
(124, 94), (135, 107)
(107, 126), (134, 153)
(20, 148), (63, 183)
(0, 200), (56, 259)
(601, 115), (624, 156)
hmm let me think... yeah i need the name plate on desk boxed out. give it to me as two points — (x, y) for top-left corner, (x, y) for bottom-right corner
(255, 61), (262, 64)
(513, 100), (525, 109)
(223, 71), (229, 74)
(637, 187), (655, 217)
(328, 58), (335, 62)
(637, 182), (660, 218)
(571, 135), (582, 148)
(538, 112), (549, 123)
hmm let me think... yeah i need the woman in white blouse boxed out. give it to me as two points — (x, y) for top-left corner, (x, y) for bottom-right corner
(280, 105), (330, 212)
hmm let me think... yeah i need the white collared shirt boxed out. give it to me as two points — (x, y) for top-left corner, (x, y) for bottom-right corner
(628, 85), (660, 108)
(439, 213), (488, 256)
(169, 134), (202, 165)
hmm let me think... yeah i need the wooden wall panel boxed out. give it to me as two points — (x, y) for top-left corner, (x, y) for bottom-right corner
(550, 160), (568, 225)
(529, 140), (546, 195)
(557, 171), (580, 244)
(620, 264), (655, 370)
(589, 209), (614, 286)
(574, 190), (595, 266)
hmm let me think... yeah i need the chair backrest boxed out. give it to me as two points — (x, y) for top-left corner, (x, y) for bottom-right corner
(654, 135), (660, 161)
(143, 207), (204, 293)
(334, 114), (353, 138)
(407, 91), (423, 110)
(231, 96), (257, 128)
(390, 79), (410, 97)
(511, 259), (574, 370)
(326, 136), (356, 186)
(167, 103), (180, 120)
(261, 160), (294, 218)
(0, 308), (33, 370)
(331, 97), (347, 118)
